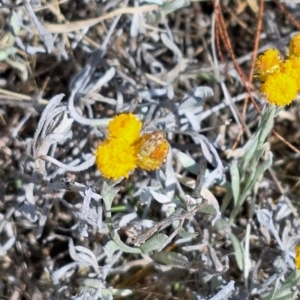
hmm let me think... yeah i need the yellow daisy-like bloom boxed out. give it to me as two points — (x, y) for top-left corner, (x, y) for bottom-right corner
(289, 33), (300, 57)
(295, 246), (300, 270)
(95, 139), (138, 180)
(135, 131), (169, 171)
(260, 71), (298, 106)
(95, 113), (169, 180)
(280, 57), (300, 90)
(255, 49), (282, 81)
(108, 113), (142, 144)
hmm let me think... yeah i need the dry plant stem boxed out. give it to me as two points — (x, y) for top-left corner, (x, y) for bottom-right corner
(242, 0), (264, 119)
(272, 129), (300, 155)
(52, 0), (77, 70)
(223, 5), (249, 31)
(248, 0), (265, 80)
(268, 167), (285, 195)
(212, 4), (240, 126)
(109, 259), (150, 276)
(213, 1), (253, 140)
(115, 260), (154, 289)
(156, 220), (184, 252)
(0, 88), (48, 104)
(100, 0), (130, 51)
(274, 0), (300, 30)
(215, 1), (300, 159)
(40, 76), (50, 98)
(133, 206), (198, 247)
(214, 1), (257, 110)
(43, 5), (159, 33)
(231, 123), (243, 152)
(34, 0), (70, 12)
(26, 76), (50, 109)
(214, 12), (224, 74)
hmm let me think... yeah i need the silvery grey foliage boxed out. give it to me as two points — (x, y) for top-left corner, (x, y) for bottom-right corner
(2, 1), (300, 300)
(68, 238), (100, 274)
(52, 262), (79, 285)
(0, 213), (15, 256)
(68, 49), (116, 127)
(207, 281), (235, 300)
(178, 86), (214, 112)
(18, 94), (74, 222)
(78, 187), (102, 237)
(15, 36), (46, 54)
(11, 10), (46, 54)
(23, 0), (54, 52)
(70, 278), (132, 300)
(33, 94), (73, 165)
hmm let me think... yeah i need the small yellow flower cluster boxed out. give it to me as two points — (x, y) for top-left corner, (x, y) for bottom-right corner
(289, 34), (300, 57)
(255, 34), (300, 106)
(95, 113), (169, 180)
(296, 245), (300, 270)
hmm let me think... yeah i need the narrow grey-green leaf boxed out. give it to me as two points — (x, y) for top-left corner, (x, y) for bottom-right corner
(112, 232), (142, 254)
(99, 289), (113, 300)
(220, 182), (232, 213)
(162, 0), (191, 16)
(0, 48), (16, 61)
(199, 187), (221, 216)
(247, 143), (268, 176)
(271, 292), (295, 300)
(258, 105), (276, 146)
(103, 240), (120, 258)
(229, 233), (244, 271)
(177, 227), (199, 239)
(152, 251), (189, 268)
(101, 181), (120, 211)
(230, 160), (240, 206)
(214, 218), (230, 232)
(140, 233), (169, 253)
(241, 131), (260, 172)
(272, 270), (300, 299)
(261, 283), (278, 300)
(176, 151), (198, 175)
(198, 203), (219, 214)
(112, 289), (133, 297)
(243, 151), (273, 197)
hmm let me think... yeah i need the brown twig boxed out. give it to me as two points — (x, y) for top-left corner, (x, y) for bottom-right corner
(214, 0), (300, 156)
(43, 5), (159, 33)
(273, 0), (300, 30)
(242, 0), (265, 119)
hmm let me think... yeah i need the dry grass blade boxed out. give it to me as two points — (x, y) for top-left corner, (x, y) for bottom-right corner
(43, 5), (159, 33)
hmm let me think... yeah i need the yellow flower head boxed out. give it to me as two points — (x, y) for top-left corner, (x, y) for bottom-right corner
(289, 33), (300, 57)
(260, 71), (298, 106)
(280, 57), (300, 90)
(255, 49), (282, 81)
(95, 139), (138, 180)
(295, 246), (300, 270)
(108, 113), (142, 144)
(95, 113), (169, 180)
(135, 131), (169, 171)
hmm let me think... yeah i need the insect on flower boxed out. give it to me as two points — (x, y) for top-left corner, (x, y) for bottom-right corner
(95, 113), (169, 180)
(135, 131), (169, 171)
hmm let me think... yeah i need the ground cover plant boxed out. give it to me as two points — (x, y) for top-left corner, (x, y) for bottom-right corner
(1, 0), (300, 299)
